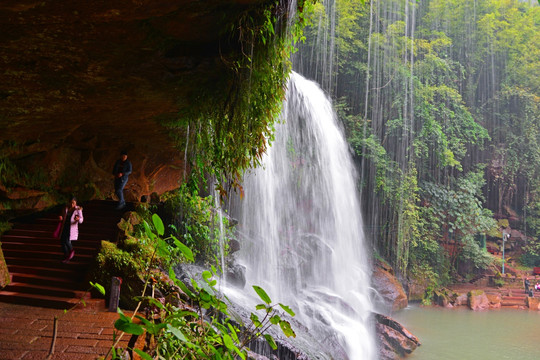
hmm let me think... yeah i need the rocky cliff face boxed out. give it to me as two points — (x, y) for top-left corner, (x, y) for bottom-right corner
(0, 0), (269, 215)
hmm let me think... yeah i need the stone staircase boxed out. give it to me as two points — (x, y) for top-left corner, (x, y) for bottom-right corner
(499, 286), (529, 307)
(0, 200), (125, 309)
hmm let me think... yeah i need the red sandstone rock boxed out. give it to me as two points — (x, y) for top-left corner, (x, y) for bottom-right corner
(486, 293), (502, 309)
(375, 313), (420, 360)
(527, 296), (540, 310)
(372, 260), (408, 311)
(468, 290), (489, 311)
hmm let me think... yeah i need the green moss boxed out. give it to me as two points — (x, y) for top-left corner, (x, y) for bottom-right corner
(89, 240), (148, 309)
(468, 290), (485, 298)
(0, 221), (11, 288)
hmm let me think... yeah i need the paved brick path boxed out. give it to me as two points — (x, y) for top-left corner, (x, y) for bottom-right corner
(0, 301), (132, 360)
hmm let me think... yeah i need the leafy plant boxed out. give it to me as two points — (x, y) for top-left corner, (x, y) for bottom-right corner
(100, 213), (295, 360)
(161, 184), (233, 266)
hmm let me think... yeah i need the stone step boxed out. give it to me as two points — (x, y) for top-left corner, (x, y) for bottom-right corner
(0, 200), (126, 308)
(6, 264), (87, 282)
(9, 272), (87, 290)
(0, 290), (87, 309)
(2, 242), (99, 256)
(1, 234), (102, 246)
(4, 255), (91, 270)
(4, 282), (88, 298)
(6, 226), (117, 237)
(2, 248), (95, 262)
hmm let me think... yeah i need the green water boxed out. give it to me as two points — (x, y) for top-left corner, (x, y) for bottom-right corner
(392, 305), (540, 360)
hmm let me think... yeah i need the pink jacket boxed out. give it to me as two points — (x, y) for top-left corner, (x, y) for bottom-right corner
(63, 207), (84, 241)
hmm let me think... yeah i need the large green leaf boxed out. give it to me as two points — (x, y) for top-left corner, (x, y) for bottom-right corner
(173, 237), (194, 262)
(114, 317), (144, 336)
(166, 323), (187, 341)
(142, 220), (155, 240)
(222, 333), (235, 350)
(152, 213), (165, 236)
(264, 334), (277, 350)
(252, 285), (271, 304)
(89, 281), (105, 296)
(278, 303), (295, 317)
(279, 320), (296, 338)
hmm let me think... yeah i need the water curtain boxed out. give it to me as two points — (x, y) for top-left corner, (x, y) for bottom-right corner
(236, 71), (376, 359)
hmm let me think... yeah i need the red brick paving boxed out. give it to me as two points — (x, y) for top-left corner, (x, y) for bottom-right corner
(0, 301), (133, 360)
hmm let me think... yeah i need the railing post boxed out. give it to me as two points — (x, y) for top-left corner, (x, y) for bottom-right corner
(108, 276), (122, 312)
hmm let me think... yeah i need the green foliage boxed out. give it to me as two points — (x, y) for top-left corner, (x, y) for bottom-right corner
(412, 265), (441, 306)
(322, 0), (540, 287)
(520, 250), (540, 268)
(161, 184), (234, 265)
(115, 270), (296, 359)
(492, 277), (506, 288)
(0, 221), (11, 235)
(164, 1), (316, 189)
(418, 171), (496, 271)
(91, 240), (150, 309)
(0, 150), (52, 192)
(102, 216), (295, 360)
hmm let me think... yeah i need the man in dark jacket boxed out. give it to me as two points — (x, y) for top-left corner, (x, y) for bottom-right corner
(525, 277), (531, 295)
(112, 150), (132, 209)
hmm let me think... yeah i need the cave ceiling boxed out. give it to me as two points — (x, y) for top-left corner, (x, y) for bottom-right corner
(0, 0), (265, 203)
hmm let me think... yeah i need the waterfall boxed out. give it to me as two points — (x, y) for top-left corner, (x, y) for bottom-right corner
(233, 71), (376, 359)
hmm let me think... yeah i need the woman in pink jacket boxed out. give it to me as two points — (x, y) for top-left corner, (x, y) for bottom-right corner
(59, 197), (83, 263)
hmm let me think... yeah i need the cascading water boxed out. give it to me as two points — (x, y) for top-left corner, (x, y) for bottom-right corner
(231, 71), (376, 359)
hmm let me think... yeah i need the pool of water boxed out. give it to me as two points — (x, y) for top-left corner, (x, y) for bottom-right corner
(392, 305), (540, 360)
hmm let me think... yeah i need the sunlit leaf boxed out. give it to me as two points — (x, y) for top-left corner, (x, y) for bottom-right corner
(174, 238), (194, 262)
(278, 303), (295, 317)
(279, 320), (295, 338)
(253, 285), (271, 304)
(152, 213), (165, 236)
(270, 315), (280, 325)
(223, 333), (235, 350)
(167, 323), (187, 341)
(114, 317), (144, 335)
(264, 334), (277, 350)
(250, 313), (262, 328)
(89, 282), (106, 296)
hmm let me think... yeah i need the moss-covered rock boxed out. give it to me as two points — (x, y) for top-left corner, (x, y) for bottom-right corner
(0, 246), (9, 289)
(89, 240), (147, 309)
(0, 222), (12, 288)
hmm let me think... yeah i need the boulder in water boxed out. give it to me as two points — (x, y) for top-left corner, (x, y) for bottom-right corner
(229, 239), (241, 254)
(486, 293), (502, 309)
(454, 292), (468, 306)
(374, 313), (420, 360)
(226, 263), (246, 289)
(527, 296), (540, 310)
(467, 290), (489, 311)
(372, 260), (408, 311)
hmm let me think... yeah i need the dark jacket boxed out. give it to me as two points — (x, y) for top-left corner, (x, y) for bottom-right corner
(113, 159), (132, 181)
